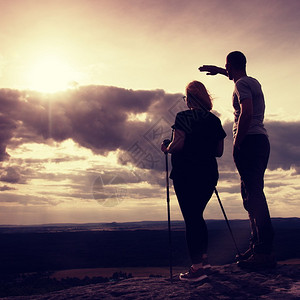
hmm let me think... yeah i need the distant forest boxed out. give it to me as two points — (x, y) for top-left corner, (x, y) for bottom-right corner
(0, 218), (299, 274)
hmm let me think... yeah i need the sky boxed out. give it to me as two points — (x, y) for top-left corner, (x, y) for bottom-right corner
(0, 0), (299, 225)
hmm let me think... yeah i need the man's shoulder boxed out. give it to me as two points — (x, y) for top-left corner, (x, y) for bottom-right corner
(236, 76), (262, 93)
(236, 76), (260, 86)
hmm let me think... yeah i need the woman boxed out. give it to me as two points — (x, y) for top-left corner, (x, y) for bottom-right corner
(161, 81), (226, 282)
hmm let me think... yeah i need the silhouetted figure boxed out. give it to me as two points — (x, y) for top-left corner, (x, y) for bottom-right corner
(199, 51), (276, 269)
(161, 81), (226, 282)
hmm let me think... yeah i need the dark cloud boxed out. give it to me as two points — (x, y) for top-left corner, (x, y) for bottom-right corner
(50, 156), (86, 164)
(0, 185), (15, 191)
(218, 120), (300, 174)
(0, 166), (23, 184)
(0, 113), (18, 161)
(1, 86), (300, 180)
(0, 86), (180, 156)
(266, 121), (300, 171)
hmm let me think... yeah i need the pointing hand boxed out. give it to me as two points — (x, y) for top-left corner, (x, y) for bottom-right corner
(198, 65), (222, 75)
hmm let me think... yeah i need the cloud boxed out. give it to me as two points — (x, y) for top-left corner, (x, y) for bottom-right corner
(0, 113), (17, 161)
(0, 185), (15, 191)
(0, 87), (182, 172)
(266, 121), (300, 171)
(0, 193), (58, 206)
(1, 86), (300, 183)
(0, 166), (24, 184)
(218, 120), (300, 174)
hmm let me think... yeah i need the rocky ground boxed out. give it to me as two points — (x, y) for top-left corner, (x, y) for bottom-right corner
(1, 263), (299, 300)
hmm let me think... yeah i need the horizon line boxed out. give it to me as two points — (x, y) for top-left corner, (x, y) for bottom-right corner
(0, 217), (299, 227)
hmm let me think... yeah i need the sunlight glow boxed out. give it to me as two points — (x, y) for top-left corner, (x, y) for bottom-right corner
(127, 112), (148, 122)
(27, 54), (76, 93)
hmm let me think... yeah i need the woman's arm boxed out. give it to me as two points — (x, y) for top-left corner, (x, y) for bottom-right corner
(161, 129), (185, 153)
(215, 139), (224, 157)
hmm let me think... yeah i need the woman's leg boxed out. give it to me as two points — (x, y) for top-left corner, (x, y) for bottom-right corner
(173, 176), (215, 264)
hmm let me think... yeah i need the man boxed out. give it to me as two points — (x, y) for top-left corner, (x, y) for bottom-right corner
(199, 51), (275, 268)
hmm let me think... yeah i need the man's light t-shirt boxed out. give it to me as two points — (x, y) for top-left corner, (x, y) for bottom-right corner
(232, 76), (267, 138)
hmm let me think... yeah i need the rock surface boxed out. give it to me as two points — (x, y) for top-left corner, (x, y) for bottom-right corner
(2, 263), (300, 300)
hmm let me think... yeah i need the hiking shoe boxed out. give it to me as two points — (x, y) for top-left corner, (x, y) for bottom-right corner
(202, 257), (211, 270)
(237, 253), (277, 269)
(179, 267), (208, 283)
(235, 247), (253, 262)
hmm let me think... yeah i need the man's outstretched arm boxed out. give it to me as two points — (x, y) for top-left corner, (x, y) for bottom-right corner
(199, 65), (228, 76)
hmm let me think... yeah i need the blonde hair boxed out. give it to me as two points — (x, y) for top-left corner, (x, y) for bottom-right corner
(186, 81), (213, 111)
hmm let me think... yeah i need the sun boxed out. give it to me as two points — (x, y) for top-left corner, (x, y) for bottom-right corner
(27, 54), (76, 93)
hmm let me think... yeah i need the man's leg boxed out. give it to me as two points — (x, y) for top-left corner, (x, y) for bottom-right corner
(244, 176), (273, 254)
(234, 135), (275, 267)
(241, 180), (258, 253)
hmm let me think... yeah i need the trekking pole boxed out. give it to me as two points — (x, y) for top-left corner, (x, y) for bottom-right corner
(163, 142), (173, 283)
(165, 152), (173, 283)
(214, 187), (241, 257)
